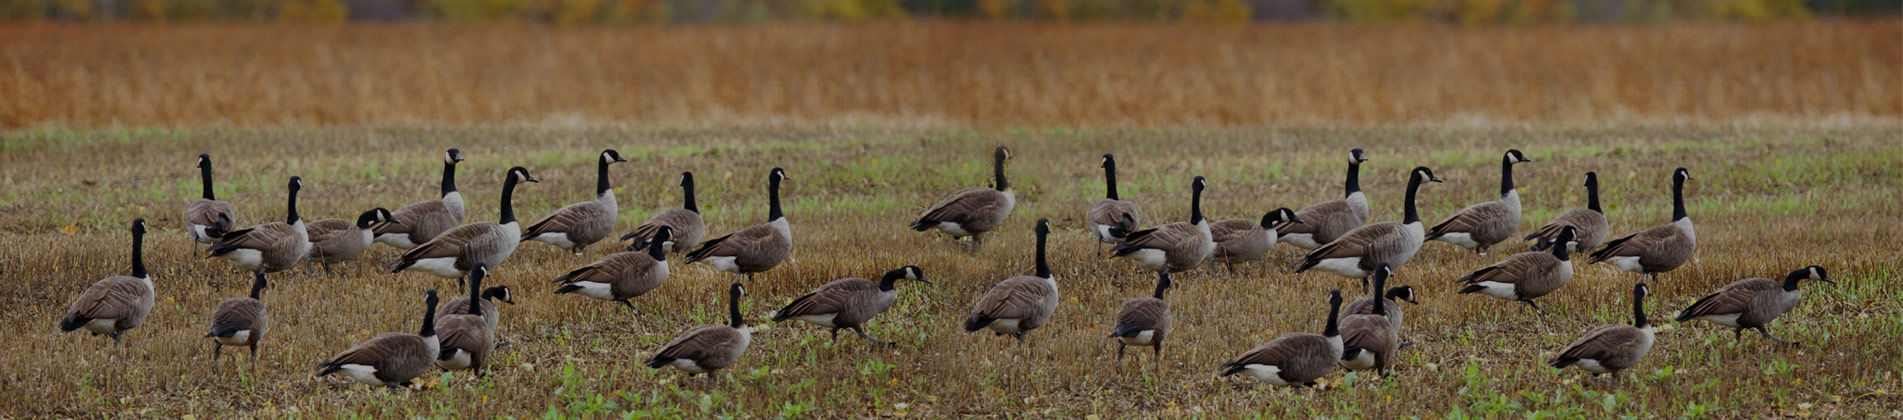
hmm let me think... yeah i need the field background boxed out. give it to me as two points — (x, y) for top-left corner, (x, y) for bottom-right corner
(3, 21), (1903, 419)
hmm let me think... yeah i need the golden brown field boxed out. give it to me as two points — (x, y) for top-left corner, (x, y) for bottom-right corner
(2, 21), (1899, 128)
(1, 125), (1900, 418)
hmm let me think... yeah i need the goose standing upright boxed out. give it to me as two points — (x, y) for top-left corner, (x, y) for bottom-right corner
(316, 290), (441, 388)
(1550, 283), (1657, 378)
(555, 226), (674, 311)
(683, 168), (792, 283)
(646, 282), (753, 381)
(1087, 154), (1139, 256)
(59, 219), (152, 346)
(208, 177), (310, 274)
(184, 154), (240, 252)
(306, 208), (398, 274)
(205, 271), (268, 364)
(1219, 290), (1345, 387)
(1427, 149), (1533, 255)
(964, 219), (1057, 346)
(375, 148), (465, 249)
(1525, 171), (1609, 252)
(1675, 265), (1833, 345)
(1457, 226), (1580, 313)
(436, 264), (495, 377)
(911, 147), (1015, 251)
(772, 265), (929, 345)
(1299, 167), (1442, 292)
(1337, 264), (1399, 376)
(622, 172), (706, 254)
(393, 167), (538, 282)
(1108, 270), (1172, 365)
(1589, 168), (1696, 283)
(1210, 208), (1303, 274)
(525, 149), (628, 255)
(442, 286), (513, 332)
(1110, 176), (1214, 275)
(1279, 148), (1370, 249)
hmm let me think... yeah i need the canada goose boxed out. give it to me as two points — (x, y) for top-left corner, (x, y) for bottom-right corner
(1589, 168), (1696, 283)
(1219, 290), (1345, 387)
(1675, 265), (1833, 346)
(1108, 270), (1172, 365)
(1338, 264), (1398, 376)
(963, 219), (1056, 346)
(59, 219), (152, 346)
(1110, 176), (1213, 274)
(621, 172), (706, 254)
(208, 176), (310, 274)
(772, 265), (928, 345)
(525, 149), (629, 255)
(1457, 226), (1579, 313)
(1550, 282), (1656, 378)
(1298, 167), (1442, 292)
(1342, 285), (1418, 332)
(392, 167), (538, 282)
(184, 154), (240, 251)
(316, 289), (441, 388)
(205, 271), (268, 364)
(442, 286), (514, 332)
(645, 282), (753, 380)
(1087, 154), (1139, 256)
(1211, 208), (1303, 274)
(374, 148), (465, 249)
(306, 208), (398, 274)
(1279, 148), (1370, 249)
(1525, 172), (1608, 252)
(911, 147), (1015, 250)
(683, 168), (791, 283)
(555, 226), (673, 311)
(436, 264), (495, 376)
(1427, 149), (1533, 255)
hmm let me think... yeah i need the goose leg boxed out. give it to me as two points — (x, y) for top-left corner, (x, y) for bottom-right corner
(1153, 342), (1162, 363)
(1226, 262), (1237, 276)
(1115, 342), (1125, 362)
(1096, 241), (1103, 258)
(619, 299), (637, 312)
(1755, 327), (1797, 346)
(1013, 331), (1026, 347)
(1521, 299), (1546, 314)
(829, 329), (839, 343)
(850, 326), (888, 346)
(250, 343), (258, 360)
(211, 344), (222, 366)
(1733, 328), (1743, 342)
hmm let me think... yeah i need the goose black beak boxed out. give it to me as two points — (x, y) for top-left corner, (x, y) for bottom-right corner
(524, 174), (541, 183)
(916, 276), (932, 285)
(1429, 176), (1444, 183)
(1820, 276), (1836, 285)
(1290, 215), (1308, 225)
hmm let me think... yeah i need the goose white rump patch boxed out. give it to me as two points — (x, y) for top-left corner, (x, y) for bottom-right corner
(566, 282), (615, 300)
(699, 256), (740, 273)
(405, 257), (464, 278)
(1693, 313), (1743, 328)
(1310, 257), (1367, 278)
(336, 364), (383, 385)
(984, 319), (1024, 334)
(375, 233), (418, 249)
(932, 222), (972, 237)
(437, 350), (472, 370)
(215, 330), (252, 346)
(1434, 232), (1481, 249)
(1239, 364), (1291, 386)
(1117, 330), (1157, 346)
(1471, 282), (1518, 300)
(82, 318), (118, 334)
(792, 314), (840, 328)
(1092, 225), (1118, 243)
(529, 233), (579, 249)
(218, 249), (264, 271)
(1282, 233), (1319, 249)
(1574, 359), (1612, 374)
(1121, 249), (1167, 271)
(1604, 256), (1645, 274)
(1341, 350), (1376, 370)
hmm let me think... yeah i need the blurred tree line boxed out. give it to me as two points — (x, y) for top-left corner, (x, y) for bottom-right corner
(1, 0), (1893, 23)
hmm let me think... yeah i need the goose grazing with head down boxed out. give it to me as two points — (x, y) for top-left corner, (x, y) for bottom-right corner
(1550, 282), (1656, 379)
(1590, 168), (1696, 283)
(208, 176), (311, 274)
(59, 219), (152, 346)
(1525, 171), (1609, 252)
(1279, 148), (1370, 249)
(392, 167), (538, 282)
(964, 219), (1057, 346)
(1676, 265), (1833, 346)
(1108, 270), (1172, 366)
(645, 282), (753, 381)
(555, 226), (674, 311)
(436, 264), (495, 377)
(1457, 226), (1579, 313)
(1299, 167), (1442, 292)
(684, 168), (792, 283)
(184, 154), (240, 251)
(1338, 264), (1399, 376)
(772, 265), (929, 345)
(1211, 208), (1303, 274)
(621, 172), (706, 254)
(316, 290), (441, 388)
(375, 148), (466, 249)
(525, 149), (628, 255)
(1087, 153), (1140, 256)
(1219, 289), (1345, 387)
(205, 271), (268, 364)
(911, 146), (1015, 251)
(1427, 149), (1533, 255)
(306, 208), (398, 274)
(1110, 176), (1214, 275)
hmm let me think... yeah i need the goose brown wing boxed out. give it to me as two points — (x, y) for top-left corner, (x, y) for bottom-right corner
(69, 277), (147, 320)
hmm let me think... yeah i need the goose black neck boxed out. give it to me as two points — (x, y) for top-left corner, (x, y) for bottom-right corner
(767, 175), (784, 222)
(1383, 288), (1405, 301)
(1552, 238), (1572, 261)
(878, 269), (904, 292)
(420, 298), (439, 337)
(1189, 184), (1204, 225)
(1671, 174), (1688, 221)
(440, 161), (458, 196)
(1322, 295), (1343, 337)
(130, 228), (146, 279)
(1344, 161), (1361, 197)
(1630, 288), (1648, 328)
(499, 173), (520, 224)
(595, 157), (613, 197)
(200, 164), (216, 200)
(682, 176), (699, 213)
(1585, 174), (1601, 213)
(727, 286), (745, 327)
(1371, 276), (1387, 316)
(1782, 269), (1807, 292)
(1034, 228), (1051, 279)
(248, 274), (265, 299)
(1499, 154), (1516, 198)
(285, 184), (301, 225)
(1403, 173), (1424, 224)
(467, 272), (484, 317)
(1152, 272), (1170, 300)
(647, 233), (668, 261)
(1103, 161), (1120, 200)
(993, 153), (1009, 191)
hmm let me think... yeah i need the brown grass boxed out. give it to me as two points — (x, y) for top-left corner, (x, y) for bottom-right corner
(1, 21), (1899, 128)
(0, 126), (1899, 417)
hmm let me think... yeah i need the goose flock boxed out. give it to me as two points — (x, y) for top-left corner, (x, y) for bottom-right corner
(57, 146), (1838, 391)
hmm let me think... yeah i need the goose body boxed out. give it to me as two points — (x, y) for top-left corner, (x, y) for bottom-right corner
(646, 282), (752, 376)
(307, 208), (396, 270)
(375, 149), (466, 249)
(1211, 208), (1301, 272)
(525, 150), (627, 255)
(1087, 154), (1140, 247)
(209, 177), (310, 274)
(1111, 176), (1213, 274)
(1590, 168), (1696, 282)
(772, 266), (926, 344)
(393, 167), (537, 280)
(1525, 172), (1609, 252)
(1676, 266), (1832, 344)
(317, 290), (441, 387)
(441, 286), (512, 331)
(1220, 290), (1345, 387)
(205, 272), (268, 362)
(1337, 265), (1398, 374)
(1458, 227), (1578, 312)
(1427, 149), (1532, 255)
(1342, 285), (1416, 331)
(1279, 149), (1371, 249)
(911, 147), (1015, 249)
(622, 172), (705, 254)
(1550, 283), (1656, 376)
(556, 226), (673, 310)
(1299, 167), (1441, 291)
(60, 219), (152, 345)
(184, 154), (240, 244)
(964, 219), (1057, 345)
(1109, 271), (1172, 363)
(435, 264), (494, 375)
(684, 168), (791, 282)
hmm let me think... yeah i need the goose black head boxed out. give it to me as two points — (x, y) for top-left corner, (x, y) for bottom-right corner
(1261, 207), (1303, 229)
(482, 286), (516, 304)
(902, 265), (930, 284)
(509, 166), (539, 183)
(445, 148), (464, 164)
(995, 146), (1011, 161)
(356, 208), (399, 229)
(1506, 149), (1532, 164)
(1034, 218), (1051, 235)
(1413, 166), (1443, 183)
(1350, 148), (1369, 163)
(1674, 167), (1693, 182)
(1192, 176), (1207, 192)
(1583, 171), (1598, 188)
(197, 153), (211, 169)
(771, 167), (789, 182)
(130, 218), (147, 235)
(602, 149), (628, 164)
(680, 172), (694, 187)
(1100, 153), (1114, 169)
(425, 289), (440, 306)
(288, 176), (304, 192)
(1804, 265), (1835, 284)
(1389, 285), (1419, 304)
